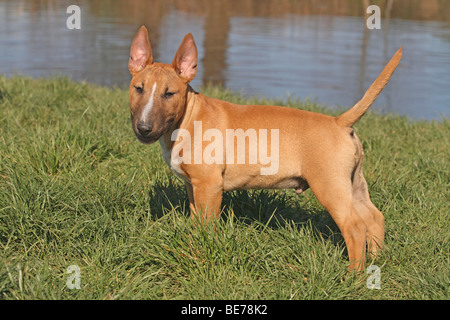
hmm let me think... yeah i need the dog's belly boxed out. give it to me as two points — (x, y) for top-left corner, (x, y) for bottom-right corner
(222, 166), (309, 193)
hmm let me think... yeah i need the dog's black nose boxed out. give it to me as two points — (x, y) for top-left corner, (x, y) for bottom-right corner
(137, 120), (153, 136)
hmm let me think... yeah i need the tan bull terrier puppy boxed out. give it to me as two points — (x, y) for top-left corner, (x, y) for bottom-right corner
(127, 26), (402, 271)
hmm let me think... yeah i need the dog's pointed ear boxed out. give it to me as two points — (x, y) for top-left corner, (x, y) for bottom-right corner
(172, 33), (198, 83)
(129, 26), (153, 75)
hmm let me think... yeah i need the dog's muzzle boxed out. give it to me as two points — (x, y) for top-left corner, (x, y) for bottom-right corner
(136, 119), (153, 137)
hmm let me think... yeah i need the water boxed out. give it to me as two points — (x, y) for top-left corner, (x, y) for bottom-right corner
(0, 0), (449, 120)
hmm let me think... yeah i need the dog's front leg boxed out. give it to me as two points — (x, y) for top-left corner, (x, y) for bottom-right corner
(188, 175), (224, 223)
(185, 182), (196, 215)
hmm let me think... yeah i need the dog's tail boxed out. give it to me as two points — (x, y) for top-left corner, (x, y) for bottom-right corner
(336, 47), (402, 127)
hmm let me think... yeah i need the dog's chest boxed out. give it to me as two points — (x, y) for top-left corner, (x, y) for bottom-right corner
(158, 139), (187, 181)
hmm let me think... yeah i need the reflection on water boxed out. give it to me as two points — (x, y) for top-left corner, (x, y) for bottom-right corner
(0, 0), (449, 120)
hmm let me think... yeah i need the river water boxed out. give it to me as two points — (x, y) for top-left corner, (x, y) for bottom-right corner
(0, 0), (448, 120)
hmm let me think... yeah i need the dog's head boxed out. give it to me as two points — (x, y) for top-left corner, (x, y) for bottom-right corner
(128, 26), (197, 144)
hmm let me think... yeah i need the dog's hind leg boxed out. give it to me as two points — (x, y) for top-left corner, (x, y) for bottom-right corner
(308, 175), (367, 271)
(351, 162), (385, 258)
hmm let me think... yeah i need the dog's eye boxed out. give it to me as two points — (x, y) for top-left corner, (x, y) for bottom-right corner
(164, 91), (176, 99)
(134, 85), (144, 94)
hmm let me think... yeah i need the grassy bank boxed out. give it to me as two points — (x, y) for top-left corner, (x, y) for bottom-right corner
(0, 76), (448, 300)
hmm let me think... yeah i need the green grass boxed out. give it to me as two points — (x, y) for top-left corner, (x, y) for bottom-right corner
(0, 76), (448, 300)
